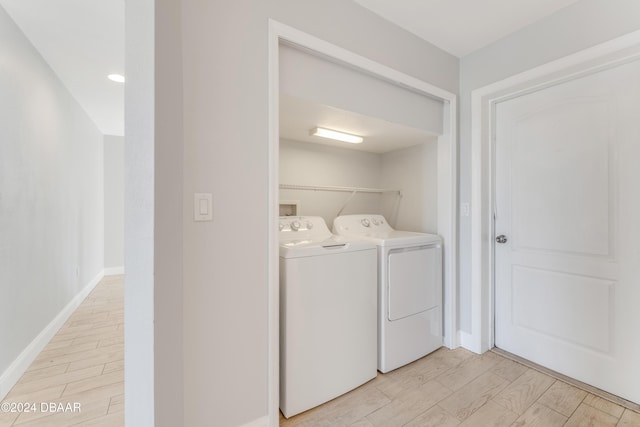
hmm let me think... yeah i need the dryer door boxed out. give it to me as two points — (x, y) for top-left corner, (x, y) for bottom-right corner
(387, 245), (441, 321)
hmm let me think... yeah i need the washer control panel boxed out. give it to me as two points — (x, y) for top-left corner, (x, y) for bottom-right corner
(279, 216), (331, 241)
(279, 218), (317, 232)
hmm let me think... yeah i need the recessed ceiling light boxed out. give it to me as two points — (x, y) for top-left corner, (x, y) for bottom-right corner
(310, 127), (363, 144)
(107, 74), (125, 83)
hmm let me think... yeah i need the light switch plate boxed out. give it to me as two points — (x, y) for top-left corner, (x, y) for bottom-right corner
(194, 193), (213, 221)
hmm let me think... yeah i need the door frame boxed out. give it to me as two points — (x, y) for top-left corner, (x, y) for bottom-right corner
(469, 30), (640, 354)
(268, 20), (458, 425)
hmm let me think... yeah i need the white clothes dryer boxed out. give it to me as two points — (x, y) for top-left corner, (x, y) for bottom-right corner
(333, 214), (443, 373)
(279, 216), (377, 418)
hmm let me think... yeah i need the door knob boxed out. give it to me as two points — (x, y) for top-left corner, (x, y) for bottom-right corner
(495, 235), (508, 244)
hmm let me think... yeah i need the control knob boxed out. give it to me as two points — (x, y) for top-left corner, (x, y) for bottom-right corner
(290, 220), (301, 231)
(361, 218), (370, 227)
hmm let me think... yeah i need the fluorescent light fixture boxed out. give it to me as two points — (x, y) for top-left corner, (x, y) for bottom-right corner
(310, 127), (363, 144)
(108, 74), (125, 83)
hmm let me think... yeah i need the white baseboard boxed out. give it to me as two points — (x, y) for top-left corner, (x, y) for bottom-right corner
(104, 266), (124, 276)
(0, 270), (105, 401)
(459, 330), (480, 354)
(239, 415), (270, 427)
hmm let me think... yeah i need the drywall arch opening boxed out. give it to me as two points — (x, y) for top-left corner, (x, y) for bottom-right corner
(268, 20), (458, 424)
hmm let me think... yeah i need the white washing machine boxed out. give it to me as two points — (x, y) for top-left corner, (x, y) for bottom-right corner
(333, 214), (443, 373)
(279, 216), (377, 418)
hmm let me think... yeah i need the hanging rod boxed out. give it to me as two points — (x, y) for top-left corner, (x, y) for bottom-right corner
(280, 183), (402, 196)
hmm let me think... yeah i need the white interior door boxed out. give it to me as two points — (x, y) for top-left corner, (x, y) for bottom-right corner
(494, 59), (640, 404)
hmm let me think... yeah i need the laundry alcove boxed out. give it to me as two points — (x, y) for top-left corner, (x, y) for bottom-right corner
(278, 43), (443, 233)
(268, 27), (458, 420)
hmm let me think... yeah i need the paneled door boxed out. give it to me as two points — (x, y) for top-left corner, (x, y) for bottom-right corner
(494, 59), (640, 404)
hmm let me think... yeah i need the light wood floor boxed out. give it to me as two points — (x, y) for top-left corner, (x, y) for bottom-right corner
(280, 347), (640, 426)
(3, 275), (639, 426)
(0, 275), (124, 427)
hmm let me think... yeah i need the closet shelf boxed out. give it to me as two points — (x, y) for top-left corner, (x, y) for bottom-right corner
(280, 184), (402, 196)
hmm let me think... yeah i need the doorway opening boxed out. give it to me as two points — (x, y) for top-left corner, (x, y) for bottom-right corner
(471, 30), (640, 405)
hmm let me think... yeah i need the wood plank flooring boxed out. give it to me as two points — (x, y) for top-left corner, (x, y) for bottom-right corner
(0, 275), (124, 427)
(3, 274), (639, 426)
(280, 348), (640, 426)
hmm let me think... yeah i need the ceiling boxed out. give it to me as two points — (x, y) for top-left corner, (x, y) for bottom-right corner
(354, 0), (582, 57)
(0, 1), (581, 138)
(0, 0), (124, 136)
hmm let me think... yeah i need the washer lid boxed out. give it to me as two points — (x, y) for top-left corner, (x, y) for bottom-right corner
(279, 235), (376, 258)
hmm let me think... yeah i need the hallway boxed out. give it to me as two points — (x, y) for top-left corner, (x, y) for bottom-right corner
(0, 276), (124, 426)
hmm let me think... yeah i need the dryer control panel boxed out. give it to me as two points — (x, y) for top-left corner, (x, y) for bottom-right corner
(333, 214), (393, 234)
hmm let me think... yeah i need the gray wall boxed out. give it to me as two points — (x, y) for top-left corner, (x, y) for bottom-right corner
(125, 0), (184, 425)
(181, 2), (456, 425)
(125, 1), (457, 426)
(457, 0), (640, 332)
(127, 0), (640, 425)
(0, 4), (104, 383)
(104, 135), (124, 270)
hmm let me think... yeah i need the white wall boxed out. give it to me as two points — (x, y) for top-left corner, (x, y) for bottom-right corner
(280, 138), (439, 234)
(104, 135), (124, 271)
(0, 4), (104, 395)
(380, 141), (438, 234)
(457, 0), (640, 333)
(280, 45), (444, 136)
(280, 139), (383, 226)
